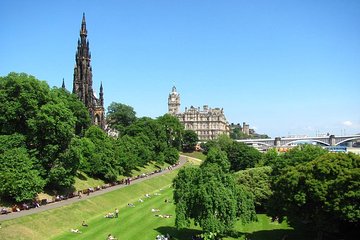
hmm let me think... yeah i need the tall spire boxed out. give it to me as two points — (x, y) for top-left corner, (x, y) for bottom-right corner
(80, 12), (87, 37)
(61, 78), (65, 89)
(73, 13), (105, 130)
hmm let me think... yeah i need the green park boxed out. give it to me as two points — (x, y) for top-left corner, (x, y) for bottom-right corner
(0, 73), (359, 240)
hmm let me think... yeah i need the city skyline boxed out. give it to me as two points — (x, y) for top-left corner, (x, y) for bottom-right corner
(1, 0), (359, 138)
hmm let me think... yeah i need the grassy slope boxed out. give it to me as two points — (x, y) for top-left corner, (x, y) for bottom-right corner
(74, 161), (170, 191)
(1, 160), (311, 240)
(0, 169), (179, 240)
(180, 151), (206, 161)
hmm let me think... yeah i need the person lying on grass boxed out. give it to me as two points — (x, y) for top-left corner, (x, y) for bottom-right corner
(151, 208), (160, 212)
(107, 233), (117, 240)
(154, 214), (172, 218)
(70, 229), (81, 233)
(128, 203), (135, 207)
(105, 212), (115, 218)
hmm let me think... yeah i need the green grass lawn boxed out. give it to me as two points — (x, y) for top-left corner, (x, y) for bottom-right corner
(180, 151), (206, 161)
(74, 161), (170, 191)
(0, 162), (312, 240)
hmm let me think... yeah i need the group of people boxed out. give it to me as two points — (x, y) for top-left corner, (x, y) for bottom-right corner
(105, 208), (119, 218)
(70, 223), (117, 240)
(156, 233), (171, 240)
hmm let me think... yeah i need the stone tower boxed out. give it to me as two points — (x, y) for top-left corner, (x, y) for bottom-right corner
(168, 86), (180, 114)
(73, 13), (105, 129)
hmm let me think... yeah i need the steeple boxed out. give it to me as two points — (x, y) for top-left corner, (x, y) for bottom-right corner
(80, 13), (87, 37)
(61, 78), (65, 89)
(73, 13), (105, 130)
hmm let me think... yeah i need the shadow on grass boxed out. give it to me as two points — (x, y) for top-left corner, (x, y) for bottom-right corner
(155, 226), (202, 240)
(155, 228), (305, 240)
(76, 171), (88, 180)
(239, 229), (293, 240)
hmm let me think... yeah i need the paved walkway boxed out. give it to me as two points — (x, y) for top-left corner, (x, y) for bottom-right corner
(0, 155), (187, 222)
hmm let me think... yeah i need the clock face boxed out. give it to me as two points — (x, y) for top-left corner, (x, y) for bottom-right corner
(171, 98), (175, 101)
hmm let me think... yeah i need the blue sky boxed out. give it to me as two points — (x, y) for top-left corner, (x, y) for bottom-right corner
(1, 0), (359, 138)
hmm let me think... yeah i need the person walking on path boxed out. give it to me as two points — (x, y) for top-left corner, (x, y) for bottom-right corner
(115, 208), (119, 218)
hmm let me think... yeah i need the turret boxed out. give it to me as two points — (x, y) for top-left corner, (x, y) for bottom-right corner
(99, 82), (104, 106)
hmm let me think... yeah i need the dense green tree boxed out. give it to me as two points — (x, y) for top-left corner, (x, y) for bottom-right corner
(173, 155), (256, 235)
(236, 166), (272, 209)
(202, 147), (230, 173)
(125, 117), (167, 163)
(83, 126), (119, 181)
(0, 72), (51, 135)
(226, 142), (262, 171)
(173, 164), (256, 235)
(27, 102), (77, 186)
(230, 128), (248, 140)
(106, 102), (137, 133)
(0, 146), (45, 202)
(182, 130), (199, 152)
(114, 135), (138, 174)
(157, 114), (184, 150)
(268, 152), (360, 239)
(201, 134), (232, 155)
(48, 137), (82, 189)
(163, 146), (179, 165)
(51, 88), (91, 135)
(265, 144), (328, 176)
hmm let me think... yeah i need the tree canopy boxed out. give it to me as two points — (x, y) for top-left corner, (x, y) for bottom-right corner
(182, 129), (199, 152)
(106, 102), (137, 133)
(173, 148), (256, 235)
(267, 150), (360, 239)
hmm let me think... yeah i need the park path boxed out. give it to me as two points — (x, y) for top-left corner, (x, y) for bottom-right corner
(0, 155), (188, 222)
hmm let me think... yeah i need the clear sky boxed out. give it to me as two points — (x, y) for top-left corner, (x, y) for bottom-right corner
(1, 0), (359, 138)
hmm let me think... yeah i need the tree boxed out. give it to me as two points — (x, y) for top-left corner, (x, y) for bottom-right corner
(0, 72), (51, 135)
(106, 102), (136, 133)
(81, 126), (120, 181)
(173, 158), (256, 235)
(201, 134), (233, 155)
(267, 152), (360, 239)
(27, 102), (77, 188)
(202, 147), (230, 173)
(125, 117), (167, 163)
(50, 88), (91, 136)
(236, 166), (272, 209)
(157, 114), (184, 150)
(226, 142), (262, 171)
(0, 145), (45, 202)
(182, 130), (198, 152)
(163, 146), (179, 165)
(265, 144), (328, 176)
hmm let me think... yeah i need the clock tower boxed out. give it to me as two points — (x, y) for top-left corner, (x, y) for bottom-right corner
(168, 86), (180, 114)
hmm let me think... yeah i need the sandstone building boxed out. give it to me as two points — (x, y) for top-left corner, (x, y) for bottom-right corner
(168, 86), (229, 140)
(72, 14), (105, 129)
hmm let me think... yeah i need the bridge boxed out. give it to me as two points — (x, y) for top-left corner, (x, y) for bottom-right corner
(236, 134), (360, 148)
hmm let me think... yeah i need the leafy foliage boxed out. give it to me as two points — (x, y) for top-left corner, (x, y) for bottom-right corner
(202, 136), (262, 171)
(0, 135), (45, 202)
(157, 114), (184, 150)
(173, 150), (256, 235)
(268, 151), (360, 238)
(182, 129), (199, 152)
(51, 88), (91, 135)
(106, 102), (136, 133)
(236, 166), (272, 209)
(0, 72), (51, 135)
